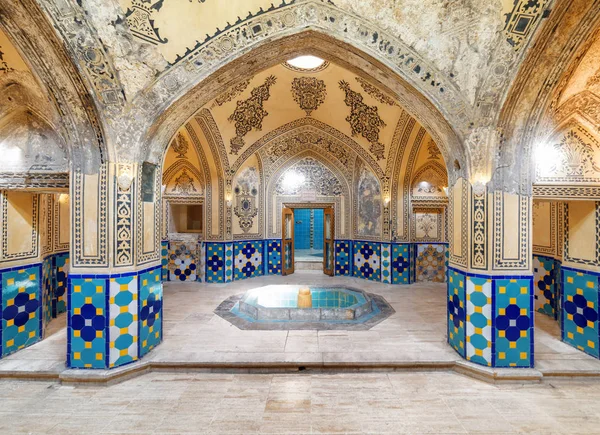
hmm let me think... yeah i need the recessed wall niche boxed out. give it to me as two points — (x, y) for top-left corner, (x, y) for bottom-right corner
(169, 203), (203, 234)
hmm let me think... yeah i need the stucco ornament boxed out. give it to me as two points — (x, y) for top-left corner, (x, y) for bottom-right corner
(467, 126), (501, 194)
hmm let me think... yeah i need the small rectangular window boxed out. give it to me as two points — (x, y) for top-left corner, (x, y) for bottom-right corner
(141, 162), (156, 202)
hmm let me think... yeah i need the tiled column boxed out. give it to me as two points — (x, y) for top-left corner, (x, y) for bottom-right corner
(447, 178), (534, 368)
(67, 162), (163, 369)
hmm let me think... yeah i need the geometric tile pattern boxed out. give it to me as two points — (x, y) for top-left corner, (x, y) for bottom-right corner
(234, 241), (263, 280)
(267, 240), (282, 275)
(68, 278), (107, 369)
(391, 244), (411, 284)
(562, 268), (599, 358)
(205, 243), (225, 283)
(42, 257), (52, 329)
(1, 266), (42, 357)
(169, 242), (198, 282)
(466, 276), (492, 366)
(447, 269), (466, 357)
(494, 278), (533, 368)
(225, 243), (234, 283)
(139, 268), (163, 358)
(381, 243), (391, 284)
(109, 276), (138, 368)
(353, 241), (381, 282)
(533, 255), (557, 319)
(161, 240), (169, 281)
(53, 253), (69, 316)
(416, 244), (446, 283)
(334, 240), (351, 276)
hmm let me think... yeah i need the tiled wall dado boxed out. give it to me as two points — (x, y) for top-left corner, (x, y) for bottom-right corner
(0, 251), (69, 359)
(163, 239), (447, 286)
(447, 267), (534, 368)
(561, 267), (600, 359)
(67, 265), (162, 369)
(533, 255), (560, 320)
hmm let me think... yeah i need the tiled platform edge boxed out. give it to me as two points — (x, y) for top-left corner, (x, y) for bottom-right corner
(162, 239), (447, 285)
(67, 265), (162, 369)
(561, 266), (600, 359)
(0, 252), (69, 359)
(447, 267), (534, 368)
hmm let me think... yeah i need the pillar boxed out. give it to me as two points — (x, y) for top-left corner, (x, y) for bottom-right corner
(67, 162), (163, 369)
(447, 177), (534, 368)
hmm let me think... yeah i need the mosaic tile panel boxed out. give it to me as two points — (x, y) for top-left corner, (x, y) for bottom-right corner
(139, 268), (163, 358)
(69, 278), (107, 369)
(1, 266), (42, 357)
(205, 243), (225, 283)
(234, 241), (264, 280)
(533, 255), (557, 319)
(494, 278), (533, 368)
(391, 244), (411, 284)
(42, 257), (52, 328)
(416, 244), (446, 283)
(353, 242), (381, 282)
(562, 269), (599, 358)
(161, 240), (169, 281)
(108, 276), (138, 368)
(168, 242), (198, 282)
(267, 239), (282, 275)
(53, 253), (69, 316)
(381, 243), (391, 284)
(335, 241), (351, 276)
(466, 276), (492, 366)
(225, 243), (234, 283)
(447, 270), (466, 357)
(198, 242), (206, 283)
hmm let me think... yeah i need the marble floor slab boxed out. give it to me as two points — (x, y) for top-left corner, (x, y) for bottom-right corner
(1, 272), (600, 377)
(2, 371), (600, 434)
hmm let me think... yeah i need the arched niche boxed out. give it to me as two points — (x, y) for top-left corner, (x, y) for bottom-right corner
(266, 150), (351, 240)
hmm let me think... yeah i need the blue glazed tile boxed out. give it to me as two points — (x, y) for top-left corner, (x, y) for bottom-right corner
(205, 243), (225, 283)
(391, 244), (411, 284)
(267, 240), (282, 275)
(335, 240), (351, 276)
(353, 242), (381, 282)
(447, 270), (466, 357)
(1, 266), (42, 357)
(562, 269), (599, 358)
(494, 278), (533, 368)
(533, 255), (557, 319)
(139, 268), (163, 358)
(234, 241), (264, 280)
(68, 278), (107, 369)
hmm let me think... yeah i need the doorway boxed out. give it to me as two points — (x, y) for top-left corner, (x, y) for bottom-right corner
(282, 206), (334, 276)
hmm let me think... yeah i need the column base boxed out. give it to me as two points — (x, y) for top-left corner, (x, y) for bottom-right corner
(448, 267), (534, 368)
(67, 265), (163, 369)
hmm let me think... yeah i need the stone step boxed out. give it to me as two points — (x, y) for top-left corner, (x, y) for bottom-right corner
(295, 261), (323, 271)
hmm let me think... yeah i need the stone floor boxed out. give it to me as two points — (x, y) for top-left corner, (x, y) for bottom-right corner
(1, 272), (600, 378)
(2, 371), (600, 434)
(295, 249), (323, 262)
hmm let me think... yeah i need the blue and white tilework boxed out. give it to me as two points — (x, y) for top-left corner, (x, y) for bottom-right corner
(335, 240), (351, 276)
(139, 268), (163, 358)
(234, 241), (263, 280)
(109, 276), (138, 368)
(381, 243), (391, 284)
(169, 242), (198, 282)
(391, 244), (411, 284)
(225, 243), (234, 283)
(466, 276), (492, 366)
(447, 269), (466, 357)
(533, 255), (557, 319)
(68, 278), (107, 369)
(353, 241), (381, 282)
(494, 278), (533, 368)
(42, 257), (52, 329)
(161, 241), (169, 281)
(1, 265), (42, 357)
(53, 253), (69, 316)
(205, 243), (225, 283)
(267, 240), (282, 275)
(562, 268), (599, 358)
